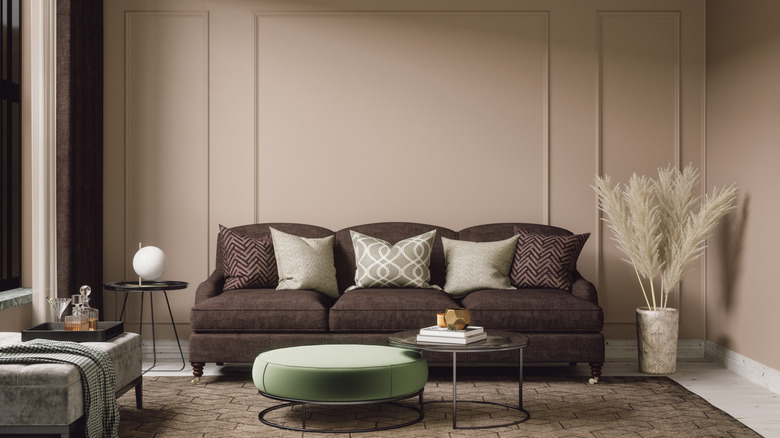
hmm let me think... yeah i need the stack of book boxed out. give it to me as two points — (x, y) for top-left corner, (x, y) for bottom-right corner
(415, 325), (487, 344)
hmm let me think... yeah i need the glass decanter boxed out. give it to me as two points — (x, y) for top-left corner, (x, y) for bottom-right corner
(80, 285), (99, 331)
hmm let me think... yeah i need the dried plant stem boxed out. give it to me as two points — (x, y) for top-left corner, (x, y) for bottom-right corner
(634, 266), (652, 310)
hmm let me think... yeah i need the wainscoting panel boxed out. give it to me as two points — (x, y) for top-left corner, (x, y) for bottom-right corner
(254, 12), (549, 229)
(122, 12), (210, 323)
(597, 12), (682, 327)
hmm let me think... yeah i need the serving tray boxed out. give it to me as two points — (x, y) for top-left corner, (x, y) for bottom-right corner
(21, 321), (124, 342)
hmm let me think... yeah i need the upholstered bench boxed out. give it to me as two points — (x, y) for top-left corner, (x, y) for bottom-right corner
(252, 344), (427, 433)
(0, 331), (142, 437)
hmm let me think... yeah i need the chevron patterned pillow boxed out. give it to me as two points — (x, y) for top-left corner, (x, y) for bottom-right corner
(510, 227), (589, 290)
(220, 225), (278, 291)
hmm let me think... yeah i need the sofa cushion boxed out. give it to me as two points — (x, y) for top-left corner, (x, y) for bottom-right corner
(220, 225), (278, 291)
(460, 289), (604, 332)
(510, 228), (589, 290)
(346, 230), (437, 291)
(190, 289), (332, 332)
(329, 288), (461, 332)
(270, 227), (339, 298)
(442, 235), (519, 296)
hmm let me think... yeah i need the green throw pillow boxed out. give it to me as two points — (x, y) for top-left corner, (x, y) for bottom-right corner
(442, 235), (520, 296)
(346, 230), (438, 291)
(269, 227), (339, 298)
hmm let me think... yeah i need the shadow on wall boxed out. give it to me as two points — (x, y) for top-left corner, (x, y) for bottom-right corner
(718, 194), (750, 311)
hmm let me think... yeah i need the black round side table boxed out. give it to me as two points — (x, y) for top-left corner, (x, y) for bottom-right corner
(104, 280), (188, 373)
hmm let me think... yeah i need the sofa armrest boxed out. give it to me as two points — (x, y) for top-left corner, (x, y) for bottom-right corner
(571, 275), (598, 305)
(194, 270), (225, 304)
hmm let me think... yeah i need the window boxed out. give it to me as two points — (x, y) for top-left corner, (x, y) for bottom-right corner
(1, 0), (21, 292)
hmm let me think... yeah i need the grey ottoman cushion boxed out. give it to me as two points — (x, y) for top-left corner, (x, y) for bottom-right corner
(0, 332), (141, 426)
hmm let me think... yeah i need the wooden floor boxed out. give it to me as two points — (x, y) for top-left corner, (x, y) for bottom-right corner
(143, 358), (780, 437)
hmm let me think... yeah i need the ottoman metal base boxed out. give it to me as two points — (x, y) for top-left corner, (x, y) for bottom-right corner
(258, 389), (424, 433)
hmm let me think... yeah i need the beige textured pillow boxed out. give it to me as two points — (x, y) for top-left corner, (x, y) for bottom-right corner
(442, 235), (520, 296)
(269, 227), (339, 298)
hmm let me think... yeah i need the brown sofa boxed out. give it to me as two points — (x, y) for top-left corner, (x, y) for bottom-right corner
(189, 222), (604, 380)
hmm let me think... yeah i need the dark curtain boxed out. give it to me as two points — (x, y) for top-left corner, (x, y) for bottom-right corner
(56, 0), (103, 314)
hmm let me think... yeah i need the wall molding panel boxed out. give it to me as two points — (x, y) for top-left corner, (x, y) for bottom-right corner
(595, 11), (685, 327)
(253, 11), (549, 228)
(122, 11), (210, 324)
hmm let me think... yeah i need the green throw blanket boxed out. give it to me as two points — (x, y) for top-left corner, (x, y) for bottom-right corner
(0, 339), (120, 438)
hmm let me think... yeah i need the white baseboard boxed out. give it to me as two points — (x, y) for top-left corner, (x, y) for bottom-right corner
(605, 339), (707, 361)
(706, 340), (780, 395)
(142, 339), (189, 361)
(606, 338), (780, 395)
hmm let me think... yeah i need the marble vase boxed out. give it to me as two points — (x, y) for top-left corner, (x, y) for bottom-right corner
(636, 307), (679, 374)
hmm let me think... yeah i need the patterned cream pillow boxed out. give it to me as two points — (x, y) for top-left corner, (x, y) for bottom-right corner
(269, 227), (339, 298)
(442, 235), (520, 296)
(347, 230), (438, 291)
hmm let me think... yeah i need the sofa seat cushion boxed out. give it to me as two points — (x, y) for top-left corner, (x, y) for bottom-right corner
(460, 289), (604, 332)
(329, 289), (460, 332)
(190, 289), (331, 332)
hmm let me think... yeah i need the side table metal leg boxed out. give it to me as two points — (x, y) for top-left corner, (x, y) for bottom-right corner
(138, 292), (144, 342)
(162, 290), (186, 371)
(119, 291), (130, 321)
(519, 348), (523, 409)
(452, 352), (458, 428)
(150, 292), (157, 370)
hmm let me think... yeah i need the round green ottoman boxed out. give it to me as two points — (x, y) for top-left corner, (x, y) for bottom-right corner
(252, 344), (427, 432)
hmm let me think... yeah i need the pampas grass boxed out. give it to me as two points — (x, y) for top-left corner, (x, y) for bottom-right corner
(594, 164), (738, 310)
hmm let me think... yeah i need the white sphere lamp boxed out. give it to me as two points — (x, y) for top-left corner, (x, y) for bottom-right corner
(133, 244), (167, 282)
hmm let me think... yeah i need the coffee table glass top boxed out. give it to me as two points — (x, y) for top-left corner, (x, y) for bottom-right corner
(389, 329), (528, 353)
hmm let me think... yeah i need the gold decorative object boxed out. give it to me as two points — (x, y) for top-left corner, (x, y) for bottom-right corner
(444, 308), (470, 330)
(436, 313), (446, 327)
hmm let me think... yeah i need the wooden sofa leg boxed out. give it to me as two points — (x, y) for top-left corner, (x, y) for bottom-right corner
(191, 362), (205, 385)
(588, 362), (603, 384)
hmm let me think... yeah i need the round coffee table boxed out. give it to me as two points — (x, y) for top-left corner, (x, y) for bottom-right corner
(389, 329), (530, 429)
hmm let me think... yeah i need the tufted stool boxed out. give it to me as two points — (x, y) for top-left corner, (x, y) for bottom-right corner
(252, 344), (427, 432)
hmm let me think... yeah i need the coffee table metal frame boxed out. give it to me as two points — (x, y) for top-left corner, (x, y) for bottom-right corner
(257, 389), (425, 433)
(389, 330), (530, 429)
(103, 280), (188, 373)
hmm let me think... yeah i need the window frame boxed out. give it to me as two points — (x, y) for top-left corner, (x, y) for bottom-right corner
(1, 0), (22, 292)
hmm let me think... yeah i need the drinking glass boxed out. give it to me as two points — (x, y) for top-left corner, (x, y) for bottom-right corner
(46, 297), (72, 323)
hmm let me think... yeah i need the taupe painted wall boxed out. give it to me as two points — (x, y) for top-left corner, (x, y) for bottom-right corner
(102, 0), (707, 342)
(0, 304), (32, 332)
(706, 1), (780, 371)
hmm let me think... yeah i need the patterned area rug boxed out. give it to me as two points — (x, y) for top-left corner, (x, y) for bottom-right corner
(117, 373), (761, 437)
